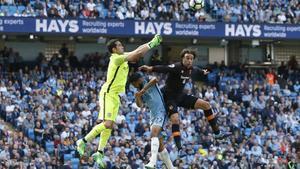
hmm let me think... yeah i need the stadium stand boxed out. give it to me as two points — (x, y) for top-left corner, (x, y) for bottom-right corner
(0, 0), (299, 23)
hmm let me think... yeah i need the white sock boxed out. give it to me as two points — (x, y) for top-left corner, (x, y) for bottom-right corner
(159, 148), (174, 169)
(149, 137), (159, 165)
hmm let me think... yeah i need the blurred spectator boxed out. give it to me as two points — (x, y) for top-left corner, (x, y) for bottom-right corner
(288, 55), (299, 70)
(266, 69), (276, 85)
(0, 0), (298, 23)
(59, 43), (69, 58)
(86, 0), (95, 12)
(150, 50), (162, 66)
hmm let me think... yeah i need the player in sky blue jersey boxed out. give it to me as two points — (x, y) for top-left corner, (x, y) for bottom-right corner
(129, 72), (176, 169)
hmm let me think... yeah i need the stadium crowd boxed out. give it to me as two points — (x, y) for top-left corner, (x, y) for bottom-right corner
(0, 46), (299, 168)
(0, 0), (299, 23)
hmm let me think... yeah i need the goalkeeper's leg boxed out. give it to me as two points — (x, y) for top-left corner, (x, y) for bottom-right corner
(76, 121), (109, 156)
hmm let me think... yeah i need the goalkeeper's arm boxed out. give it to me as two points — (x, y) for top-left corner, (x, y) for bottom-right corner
(125, 35), (162, 62)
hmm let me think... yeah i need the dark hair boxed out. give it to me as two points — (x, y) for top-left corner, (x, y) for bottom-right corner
(106, 39), (120, 53)
(180, 48), (197, 58)
(129, 72), (143, 83)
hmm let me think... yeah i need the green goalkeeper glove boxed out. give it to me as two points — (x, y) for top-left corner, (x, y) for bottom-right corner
(148, 34), (162, 49)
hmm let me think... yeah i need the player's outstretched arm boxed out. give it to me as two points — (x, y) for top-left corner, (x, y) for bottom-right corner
(125, 35), (162, 62)
(139, 63), (177, 73)
(140, 77), (158, 93)
(202, 68), (210, 75)
(192, 67), (210, 81)
(134, 77), (158, 107)
(135, 94), (144, 108)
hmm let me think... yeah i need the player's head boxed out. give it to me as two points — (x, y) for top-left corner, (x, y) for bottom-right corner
(129, 72), (144, 89)
(107, 39), (124, 54)
(180, 48), (196, 68)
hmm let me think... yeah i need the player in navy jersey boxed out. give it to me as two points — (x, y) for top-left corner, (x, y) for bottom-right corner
(139, 48), (230, 150)
(129, 73), (176, 169)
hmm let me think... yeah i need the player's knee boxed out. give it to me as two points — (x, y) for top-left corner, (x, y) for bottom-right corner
(158, 137), (164, 152)
(151, 127), (160, 137)
(196, 99), (211, 110)
(170, 113), (179, 124)
(158, 146), (164, 152)
(204, 102), (211, 110)
(104, 120), (114, 129)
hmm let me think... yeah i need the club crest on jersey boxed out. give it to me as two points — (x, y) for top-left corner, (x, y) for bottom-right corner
(107, 112), (112, 117)
(169, 105), (173, 110)
(168, 64), (175, 68)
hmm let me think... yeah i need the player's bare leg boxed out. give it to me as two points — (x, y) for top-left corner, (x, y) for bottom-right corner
(145, 126), (176, 169)
(194, 99), (230, 139)
(170, 113), (182, 150)
(158, 137), (176, 169)
(145, 126), (161, 169)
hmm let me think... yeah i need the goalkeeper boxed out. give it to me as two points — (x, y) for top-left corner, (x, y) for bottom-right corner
(76, 35), (162, 168)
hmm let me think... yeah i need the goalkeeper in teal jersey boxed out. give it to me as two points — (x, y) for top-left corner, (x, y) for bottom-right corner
(129, 73), (176, 169)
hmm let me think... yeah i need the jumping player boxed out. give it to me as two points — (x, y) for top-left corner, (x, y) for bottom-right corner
(139, 48), (229, 151)
(129, 72), (176, 169)
(76, 35), (162, 168)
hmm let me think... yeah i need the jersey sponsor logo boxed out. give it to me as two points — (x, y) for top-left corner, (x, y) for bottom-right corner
(123, 62), (128, 70)
(168, 64), (175, 68)
(180, 76), (189, 79)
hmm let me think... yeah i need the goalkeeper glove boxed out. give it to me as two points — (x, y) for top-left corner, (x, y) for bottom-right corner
(148, 34), (162, 49)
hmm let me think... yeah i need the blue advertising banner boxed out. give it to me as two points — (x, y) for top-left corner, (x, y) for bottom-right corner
(0, 17), (300, 39)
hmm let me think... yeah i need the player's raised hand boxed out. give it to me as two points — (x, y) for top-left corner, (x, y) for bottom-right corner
(135, 90), (144, 98)
(140, 89), (146, 95)
(148, 34), (162, 49)
(139, 65), (153, 72)
(202, 69), (210, 75)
